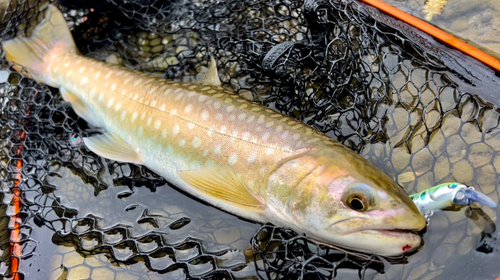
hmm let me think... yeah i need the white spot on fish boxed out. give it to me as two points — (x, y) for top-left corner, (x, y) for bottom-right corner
(105, 72), (112, 79)
(228, 154), (238, 165)
(160, 104), (166, 111)
(213, 102), (221, 109)
(53, 66), (59, 74)
(242, 132), (250, 141)
(259, 167), (267, 176)
(78, 67), (86, 74)
(226, 105), (235, 113)
(151, 100), (157, 107)
(214, 145), (222, 154)
(185, 104), (193, 113)
(89, 88), (96, 96)
(63, 61), (70, 67)
(154, 120), (161, 130)
(171, 109), (178, 115)
(179, 139), (186, 147)
(161, 130), (167, 139)
(107, 98), (114, 108)
(198, 95), (207, 102)
(94, 71), (101, 79)
(138, 126), (143, 136)
(292, 133), (300, 140)
(216, 113), (223, 121)
(133, 79), (141, 87)
(266, 148), (274, 155)
(207, 128), (214, 137)
(281, 131), (289, 139)
(248, 152), (256, 163)
(115, 102), (122, 111)
(111, 84), (117, 91)
(124, 76), (132, 84)
(121, 89), (127, 96)
(187, 122), (195, 130)
(201, 110), (209, 121)
(275, 125), (283, 133)
(257, 115), (265, 124)
(203, 149), (209, 156)
(247, 115), (255, 123)
(262, 132), (270, 141)
(238, 113), (246, 121)
(66, 70), (73, 77)
(220, 126), (227, 134)
(131, 112), (138, 122)
(141, 112), (146, 120)
(120, 111), (127, 120)
(133, 93), (139, 100)
(147, 117), (152, 126)
(231, 130), (238, 138)
(173, 124), (180, 135)
(192, 137), (201, 148)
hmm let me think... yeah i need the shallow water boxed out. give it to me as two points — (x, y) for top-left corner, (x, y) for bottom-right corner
(382, 0), (500, 59)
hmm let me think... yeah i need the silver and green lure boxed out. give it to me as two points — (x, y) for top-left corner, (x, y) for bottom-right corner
(410, 182), (497, 216)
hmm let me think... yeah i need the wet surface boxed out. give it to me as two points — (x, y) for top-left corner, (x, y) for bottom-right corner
(381, 0), (500, 60)
(1, 0), (500, 279)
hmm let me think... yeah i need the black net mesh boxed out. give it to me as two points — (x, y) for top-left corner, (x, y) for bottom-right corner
(1, 0), (499, 279)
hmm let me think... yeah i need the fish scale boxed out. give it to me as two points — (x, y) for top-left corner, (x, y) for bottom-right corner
(2, 5), (427, 256)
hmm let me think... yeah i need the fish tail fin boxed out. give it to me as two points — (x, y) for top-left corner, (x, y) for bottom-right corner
(2, 5), (77, 87)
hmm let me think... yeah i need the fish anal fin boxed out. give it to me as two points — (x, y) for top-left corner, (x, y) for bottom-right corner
(83, 132), (142, 164)
(178, 167), (264, 211)
(60, 87), (101, 127)
(198, 56), (222, 87)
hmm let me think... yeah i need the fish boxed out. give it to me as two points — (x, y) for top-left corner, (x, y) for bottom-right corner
(2, 5), (426, 256)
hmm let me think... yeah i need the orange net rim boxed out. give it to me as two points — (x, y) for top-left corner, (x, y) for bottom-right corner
(10, 130), (24, 280)
(359, 0), (500, 72)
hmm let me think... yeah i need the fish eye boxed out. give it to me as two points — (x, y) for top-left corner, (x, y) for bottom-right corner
(342, 184), (375, 212)
(347, 195), (367, 211)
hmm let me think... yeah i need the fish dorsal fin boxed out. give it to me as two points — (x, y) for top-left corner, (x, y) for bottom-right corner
(83, 132), (143, 164)
(177, 167), (264, 211)
(198, 56), (222, 87)
(60, 87), (101, 127)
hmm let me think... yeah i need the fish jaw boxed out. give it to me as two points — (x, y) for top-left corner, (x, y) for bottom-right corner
(263, 147), (426, 256)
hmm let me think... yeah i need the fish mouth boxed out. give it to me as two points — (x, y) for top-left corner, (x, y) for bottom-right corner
(330, 218), (423, 236)
(360, 228), (420, 238)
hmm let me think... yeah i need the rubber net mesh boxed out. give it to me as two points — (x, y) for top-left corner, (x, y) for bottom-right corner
(0, 0), (499, 279)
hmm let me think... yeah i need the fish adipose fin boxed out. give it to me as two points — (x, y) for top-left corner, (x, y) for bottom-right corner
(198, 56), (222, 87)
(2, 5), (78, 88)
(60, 88), (101, 127)
(83, 133), (142, 164)
(178, 167), (264, 211)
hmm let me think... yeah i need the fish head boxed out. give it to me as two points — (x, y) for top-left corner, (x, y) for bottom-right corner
(264, 147), (426, 257)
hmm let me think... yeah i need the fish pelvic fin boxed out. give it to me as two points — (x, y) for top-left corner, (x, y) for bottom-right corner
(178, 167), (265, 213)
(198, 56), (222, 87)
(2, 5), (78, 87)
(60, 88), (101, 127)
(83, 132), (143, 165)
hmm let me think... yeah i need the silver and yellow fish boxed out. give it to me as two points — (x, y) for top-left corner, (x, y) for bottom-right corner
(2, 5), (426, 256)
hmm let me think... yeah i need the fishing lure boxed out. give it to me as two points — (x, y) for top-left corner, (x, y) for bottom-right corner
(410, 182), (497, 216)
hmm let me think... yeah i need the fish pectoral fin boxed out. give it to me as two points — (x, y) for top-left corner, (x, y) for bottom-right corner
(198, 56), (222, 87)
(177, 167), (264, 211)
(83, 132), (143, 164)
(60, 87), (101, 127)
